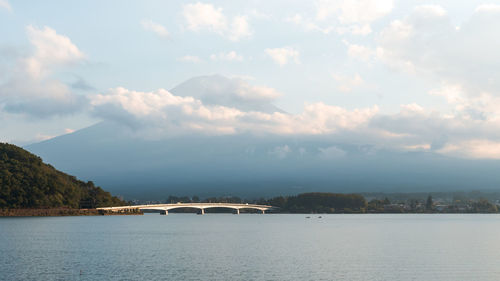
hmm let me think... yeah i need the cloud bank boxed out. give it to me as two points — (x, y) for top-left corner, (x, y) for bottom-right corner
(265, 47), (300, 66)
(0, 25), (86, 117)
(288, 0), (394, 35)
(91, 81), (378, 137)
(84, 72), (500, 160)
(182, 2), (252, 41)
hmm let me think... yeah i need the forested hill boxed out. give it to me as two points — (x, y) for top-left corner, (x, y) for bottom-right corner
(0, 143), (125, 209)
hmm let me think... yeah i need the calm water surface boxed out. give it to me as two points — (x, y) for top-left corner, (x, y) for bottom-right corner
(1, 214), (500, 281)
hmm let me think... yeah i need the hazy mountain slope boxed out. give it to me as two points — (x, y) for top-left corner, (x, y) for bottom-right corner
(26, 121), (500, 200)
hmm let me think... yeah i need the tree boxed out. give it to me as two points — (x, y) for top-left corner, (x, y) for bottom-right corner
(426, 195), (433, 211)
(0, 143), (125, 209)
(472, 199), (498, 213)
(408, 199), (418, 211)
(277, 192), (367, 213)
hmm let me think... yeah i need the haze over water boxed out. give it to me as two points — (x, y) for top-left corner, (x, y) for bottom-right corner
(1, 214), (499, 281)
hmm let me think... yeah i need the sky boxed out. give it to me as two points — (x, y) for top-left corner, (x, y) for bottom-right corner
(1, 0), (500, 159)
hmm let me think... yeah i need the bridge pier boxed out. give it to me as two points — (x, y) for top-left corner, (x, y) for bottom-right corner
(160, 210), (168, 215)
(261, 209), (265, 214)
(233, 209), (240, 215)
(197, 208), (205, 215)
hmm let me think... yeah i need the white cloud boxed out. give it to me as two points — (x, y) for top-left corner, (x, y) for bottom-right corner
(343, 40), (375, 62)
(430, 83), (500, 121)
(332, 73), (364, 93)
(286, 14), (334, 34)
(91, 86), (243, 134)
(336, 24), (371, 35)
(249, 9), (271, 20)
(377, 4), (500, 125)
(313, 0), (393, 35)
(316, 0), (394, 23)
(183, 2), (226, 32)
(287, 13), (371, 36)
(367, 101), (500, 159)
(475, 4), (500, 13)
(429, 83), (467, 111)
(0, 0), (11, 12)
(210, 51), (243, 62)
(90, 82), (378, 137)
(91, 87), (195, 118)
(182, 2), (252, 41)
(377, 4), (494, 77)
(141, 19), (169, 38)
(438, 140), (500, 159)
(414, 4), (447, 17)
(0, 25), (86, 117)
(265, 47), (300, 66)
(288, 0), (392, 36)
(178, 55), (202, 63)
(228, 15), (252, 41)
(24, 25), (85, 79)
(170, 75), (281, 113)
(0, 78), (87, 117)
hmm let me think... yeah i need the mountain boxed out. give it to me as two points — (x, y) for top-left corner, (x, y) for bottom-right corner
(26, 121), (500, 200)
(0, 143), (125, 208)
(25, 75), (500, 200)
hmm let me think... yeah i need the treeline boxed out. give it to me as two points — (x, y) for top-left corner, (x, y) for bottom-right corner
(0, 143), (125, 209)
(265, 192), (366, 213)
(161, 192), (500, 214)
(366, 195), (499, 213)
(162, 192), (367, 213)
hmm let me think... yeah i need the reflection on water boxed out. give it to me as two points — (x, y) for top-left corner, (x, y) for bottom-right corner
(1, 214), (500, 281)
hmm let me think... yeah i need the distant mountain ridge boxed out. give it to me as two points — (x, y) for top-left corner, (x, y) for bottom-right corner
(0, 143), (125, 208)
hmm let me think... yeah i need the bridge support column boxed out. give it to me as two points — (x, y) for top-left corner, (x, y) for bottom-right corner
(160, 210), (168, 215)
(233, 209), (240, 215)
(197, 209), (205, 215)
(261, 210), (265, 214)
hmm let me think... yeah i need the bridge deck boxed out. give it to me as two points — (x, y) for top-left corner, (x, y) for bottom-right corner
(97, 203), (274, 215)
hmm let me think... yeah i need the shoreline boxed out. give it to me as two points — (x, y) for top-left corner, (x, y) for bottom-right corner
(2, 209), (499, 217)
(0, 208), (143, 217)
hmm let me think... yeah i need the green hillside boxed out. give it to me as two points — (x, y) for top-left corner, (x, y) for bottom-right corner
(0, 143), (125, 208)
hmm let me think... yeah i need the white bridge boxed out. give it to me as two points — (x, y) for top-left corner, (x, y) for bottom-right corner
(98, 203), (274, 215)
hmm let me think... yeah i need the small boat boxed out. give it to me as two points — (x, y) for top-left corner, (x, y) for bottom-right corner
(318, 216), (322, 218)
(306, 216), (311, 218)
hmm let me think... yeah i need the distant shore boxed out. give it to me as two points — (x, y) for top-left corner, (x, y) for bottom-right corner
(0, 208), (143, 217)
(3, 208), (500, 216)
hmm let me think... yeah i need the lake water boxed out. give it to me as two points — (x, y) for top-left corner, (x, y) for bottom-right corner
(1, 214), (500, 281)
